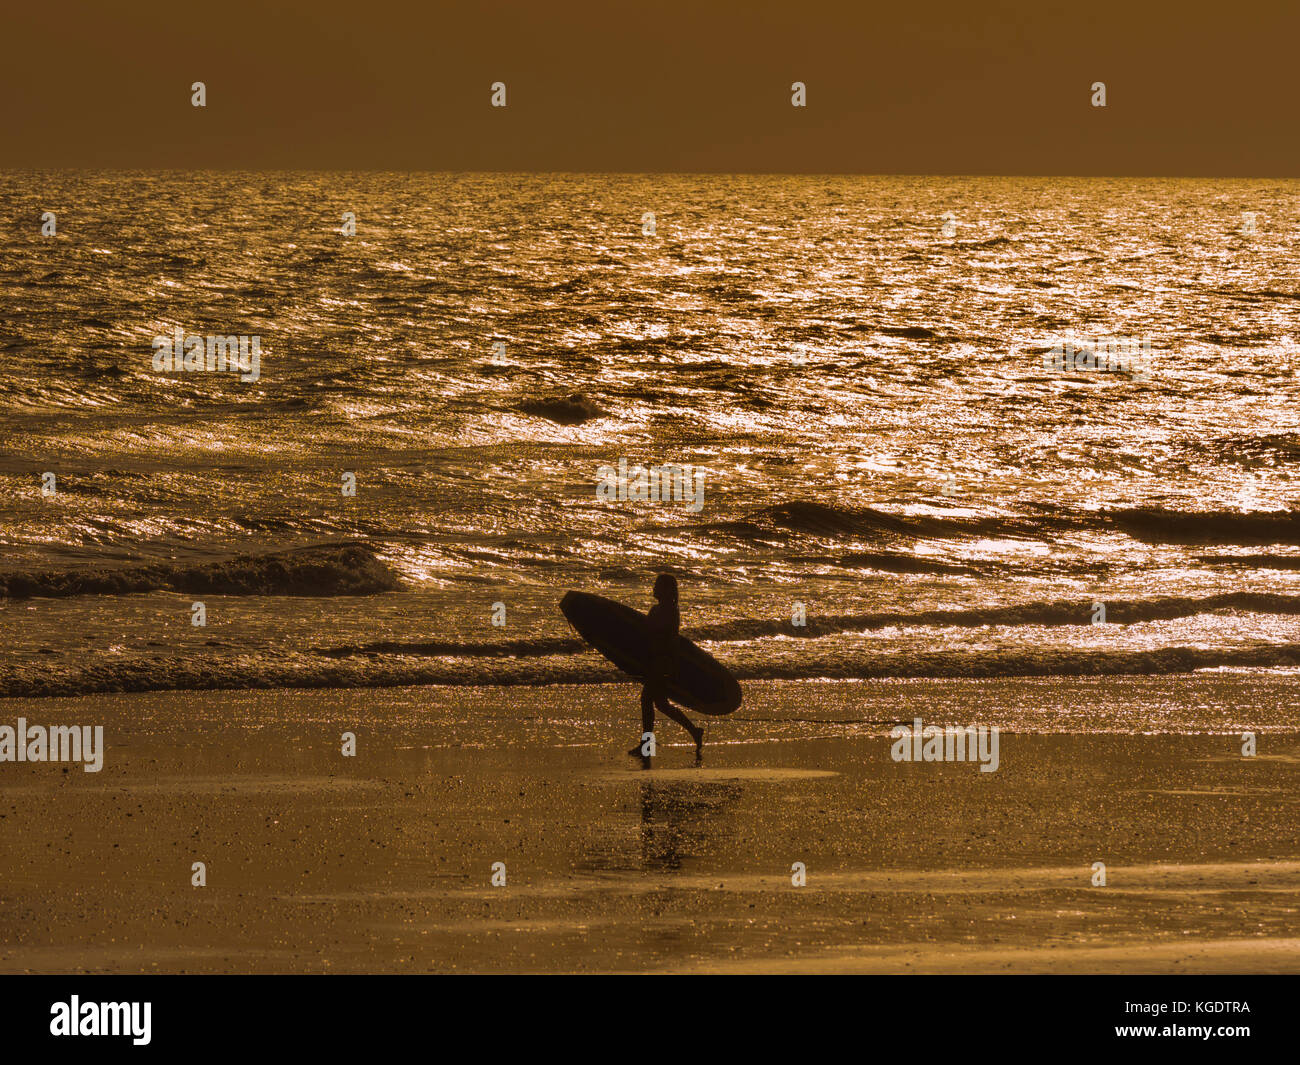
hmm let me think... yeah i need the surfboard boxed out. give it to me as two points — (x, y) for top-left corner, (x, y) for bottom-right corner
(560, 591), (742, 716)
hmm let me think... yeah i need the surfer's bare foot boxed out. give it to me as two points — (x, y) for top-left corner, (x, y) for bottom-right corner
(628, 742), (648, 757)
(693, 724), (706, 762)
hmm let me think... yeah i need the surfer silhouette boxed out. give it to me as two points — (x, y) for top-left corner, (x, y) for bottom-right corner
(631, 574), (705, 762)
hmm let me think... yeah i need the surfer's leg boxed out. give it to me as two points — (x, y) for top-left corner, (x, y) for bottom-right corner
(656, 699), (703, 752)
(629, 685), (655, 756)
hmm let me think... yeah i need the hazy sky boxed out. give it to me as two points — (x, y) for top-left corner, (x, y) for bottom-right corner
(3, 0), (1297, 174)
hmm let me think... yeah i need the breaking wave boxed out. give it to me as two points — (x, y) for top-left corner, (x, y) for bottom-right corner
(4, 641), (1299, 699)
(0, 543), (402, 599)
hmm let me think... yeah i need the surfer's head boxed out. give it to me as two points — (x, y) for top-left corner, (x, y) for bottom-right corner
(653, 573), (678, 605)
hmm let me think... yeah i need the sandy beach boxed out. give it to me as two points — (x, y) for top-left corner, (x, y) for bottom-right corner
(3, 674), (1297, 974)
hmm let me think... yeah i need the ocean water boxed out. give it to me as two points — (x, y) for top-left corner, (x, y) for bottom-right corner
(1, 172), (1298, 703)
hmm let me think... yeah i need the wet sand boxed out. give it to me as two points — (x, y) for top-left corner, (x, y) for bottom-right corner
(2, 677), (1298, 973)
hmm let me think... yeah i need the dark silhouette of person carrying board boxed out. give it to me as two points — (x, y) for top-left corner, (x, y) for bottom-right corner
(630, 574), (705, 763)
